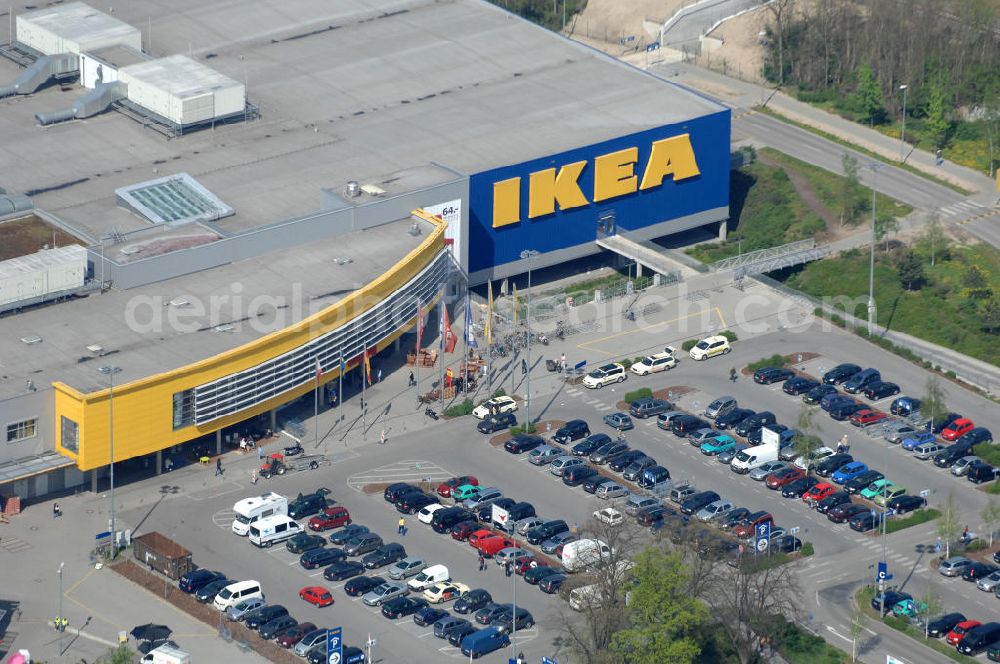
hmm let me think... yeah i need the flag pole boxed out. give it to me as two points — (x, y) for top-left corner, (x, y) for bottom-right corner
(362, 348), (367, 439)
(314, 352), (320, 449)
(338, 352), (344, 432)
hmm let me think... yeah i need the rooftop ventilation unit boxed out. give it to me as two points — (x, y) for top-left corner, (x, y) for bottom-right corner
(20, 335), (42, 345)
(214, 324), (235, 333)
(345, 181), (360, 198)
(86, 344), (104, 354)
(168, 297), (190, 308)
(361, 184), (386, 197)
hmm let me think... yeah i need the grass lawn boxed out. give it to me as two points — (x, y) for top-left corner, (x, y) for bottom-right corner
(885, 508), (941, 534)
(780, 243), (1000, 367)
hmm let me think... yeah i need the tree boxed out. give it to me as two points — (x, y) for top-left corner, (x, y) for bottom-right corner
(937, 490), (962, 559)
(874, 210), (899, 251)
(926, 75), (950, 148)
(96, 645), (137, 664)
(609, 548), (706, 664)
(921, 578), (944, 640)
(921, 376), (948, 429)
(897, 250), (926, 290)
(793, 404), (823, 470)
(962, 265), (992, 299)
(980, 297), (1000, 333)
(919, 210), (946, 266)
(981, 497), (1000, 546)
(839, 153), (865, 227)
(765, 0), (796, 86)
(849, 606), (867, 662)
(852, 64), (884, 126)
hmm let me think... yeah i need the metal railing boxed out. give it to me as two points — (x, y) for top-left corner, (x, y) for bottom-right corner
(710, 239), (830, 274)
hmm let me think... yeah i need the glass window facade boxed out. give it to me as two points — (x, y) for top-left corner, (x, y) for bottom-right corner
(6, 418), (37, 443)
(61, 416), (79, 453)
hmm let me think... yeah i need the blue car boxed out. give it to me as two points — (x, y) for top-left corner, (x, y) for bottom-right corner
(901, 432), (937, 451)
(831, 461), (868, 484)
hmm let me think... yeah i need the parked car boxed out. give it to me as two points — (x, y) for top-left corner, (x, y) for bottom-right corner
(590, 441), (628, 464)
(680, 491), (721, 515)
(361, 582), (409, 606)
(901, 432), (937, 451)
(525, 520), (569, 545)
(472, 396), (517, 419)
(563, 466), (598, 487)
(259, 615), (298, 640)
(816, 491), (852, 514)
(437, 476), (479, 498)
(688, 335), (731, 360)
(527, 445), (562, 466)
(961, 562), (999, 582)
(553, 419), (591, 444)
(863, 381), (900, 400)
(300, 547), (346, 570)
(323, 560), (364, 581)
(572, 434), (611, 457)
(329, 524), (370, 545)
(363, 543), (407, 569)
(671, 415), (709, 437)
(609, 449), (648, 472)
(968, 462), (1000, 484)
(454, 588), (492, 614)
(783, 376), (819, 395)
(414, 606), (450, 628)
(630, 352), (676, 375)
(582, 363), (627, 388)
(715, 408), (755, 430)
(478, 412), (516, 433)
(938, 557), (973, 577)
(832, 461), (869, 484)
(194, 577), (232, 603)
(803, 384), (838, 404)
(628, 397), (670, 418)
(504, 434), (543, 454)
(704, 396), (738, 419)
(950, 455), (980, 476)
(381, 596), (429, 619)
(926, 612), (965, 639)
(827, 503), (869, 524)
(844, 470), (884, 495)
(753, 367), (795, 384)
(307, 506), (352, 532)
(387, 556), (426, 580)
(843, 368), (881, 394)
(622, 455), (657, 480)
(766, 467), (805, 489)
(957, 427), (993, 447)
(823, 363), (862, 385)
(299, 586), (334, 608)
(815, 453), (854, 477)
(701, 434), (737, 456)
(287, 488), (332, 520)
(344, 533), (384, 557)
(927, 412), (963, 434)
(829, 402), (866, 421)
(603, 412), (634, 431)
(886, 495), (926, 515)
(344, 575), (384, 597)
(782, 476), (819, 498)
(933, 443), (974, 468)
(286, 533), (326, 554)
(890, 396), (921, 416)
(942, 417), (975, 441)
(850, 409), (888, 428)
(945, 619), (982, 646)
(423, 582), (470, 604)
(849, 510), (885, 532)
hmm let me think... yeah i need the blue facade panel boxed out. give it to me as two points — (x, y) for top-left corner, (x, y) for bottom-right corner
(467, 109), (731, 273)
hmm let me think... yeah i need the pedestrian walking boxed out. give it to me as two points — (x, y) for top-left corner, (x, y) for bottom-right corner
(380, 429), (387, 445)
(408, 371), (416, 387)
(215, 458), (223, 476)
(360, 397), (366, 411)
(935, 536), (942, 554)
(505, 561), (512, 577)
(521, 358), (528, 375)
(398, 517), (406, 535)
(560, 353), (566, 373)
(962, 525), (970, 543)
(165, 457), (173, 472)
(52, 502), (61, 518)
(478, 553), (486, 571)
(377, 368), (383, 383)
(251, 469), (257, 484)
(258, 445), (263, 460)
(729, 367), (738, 382)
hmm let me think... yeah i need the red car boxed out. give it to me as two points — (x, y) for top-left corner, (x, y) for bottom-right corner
(299, 586), (335, 608)
(766, 467), (805, 489)
(946, 619), (981, 646)
(307, 505), (352, 531)
(437, 475), (479, 498)
(476, 535), (515, 557)
(942, 418), (975, 441)
(850, 409), (888, 428)
(450, 520), (480, 541)
(467, 529), (496, 548)
(276, 622), (317, 648)
(803, 482), (836, 503)
(515, 555), (544, 575)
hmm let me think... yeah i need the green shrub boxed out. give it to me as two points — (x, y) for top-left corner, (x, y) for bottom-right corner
(965, 538), (989, 552)
(620, 357), (635, 370)
(747, 354), (788, 372)
(510, 422), (537, 435)
(623, 388), (653, 404)
(799, 542), (815, 557)
(682, 339), (699, 352)
(444, 398), (475, 418)
(974, 443), (1000, 466)
(989, 480), (1000, 494)
(720, 330), (738, 342)
(884, 508), (941, 534)
(772, 618), (850, 664)
(491, 387), (506, 398)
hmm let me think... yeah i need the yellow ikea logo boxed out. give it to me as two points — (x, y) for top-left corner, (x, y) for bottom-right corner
(492, 133), (701, 228)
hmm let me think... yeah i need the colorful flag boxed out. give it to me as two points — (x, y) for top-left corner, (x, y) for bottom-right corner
(486, 281), (494, 345)
(416, 301), (424, 352)
(442, 302), (456, 352)
(340, 355), (346, 373)
(315, 358), (323, 379)
(364, 348), (372, 386)
(465, 295), (477, 349)
(500, 278), (508, 297)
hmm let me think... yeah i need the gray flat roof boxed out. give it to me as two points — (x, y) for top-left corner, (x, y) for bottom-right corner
(2, 0), (724, 242)
(0, 216), (431, 397)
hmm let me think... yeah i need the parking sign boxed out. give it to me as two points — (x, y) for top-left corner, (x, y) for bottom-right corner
(327, 626), (342, 664)
(755, 522), (771, 551)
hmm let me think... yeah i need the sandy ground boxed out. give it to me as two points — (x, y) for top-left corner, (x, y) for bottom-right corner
(695, 5), (770, 83)
(567, 0), (692, 44)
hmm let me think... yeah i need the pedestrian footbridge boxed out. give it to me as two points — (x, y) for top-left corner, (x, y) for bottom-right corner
(595, 233), (699, 279)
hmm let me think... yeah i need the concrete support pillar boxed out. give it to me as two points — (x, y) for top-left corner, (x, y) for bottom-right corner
(394, 337), (401, 353)
(90, 469), (98, 493)
(718, 220), (728, 242)
(215, 430), (222, 455)
(156, 450), (162, 476)
(270, 408), (277, 432)
(635, 263), (643, 278)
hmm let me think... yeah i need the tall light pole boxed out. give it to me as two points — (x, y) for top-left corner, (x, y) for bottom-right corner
(898, 84), (909, 162)
(57, 561), (64, 645)
(519, 250), (539, 431)
(867, 163), (880, 336)
(98, 365), (121, 557)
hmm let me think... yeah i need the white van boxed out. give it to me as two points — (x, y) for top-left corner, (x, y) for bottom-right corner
(561, 539), (611, 573)
(140, 644), (191, 664)
(569, 583), (605, 611)
(407, 564), (450, 591)
(730, 444), (779, 474)
(248, 514), (303, 548)
(231, 492), (288, 536)
(213, 579), (264, 611)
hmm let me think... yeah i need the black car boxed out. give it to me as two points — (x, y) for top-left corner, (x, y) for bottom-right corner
(478, 412), (516, 433)
(363, 543), (407, 569)
(259, 615), (297, 640)
(553, 419), (590, 444)
(300, 547), (346, 570)
(432, 507), (474, 533)
(850, 510), (885, 532)
(244, 605), (289, 630)
(524, 566), (561, 585)
(504, 434), (544, 454)
(886, 495), (926, 515)
(344, 575), (385, 597)
(384, 482), (421, 503)
(869, 589), (910, 613)
(609, 450), (647, 472)
(716, 407), (755, 430)
(330, 524), (370, 545)
(539, 574), (568, 593)
(933, 443), (973, 468)
(844, 470), (884, 495)
(782, 477), (819, 498)
(324, 560), (365, 581)
(396, 492), (436, 514)
(287, 533), (327, 554)
(968, 461), (1000, 484)
(823, 363), (861, 385)
(478, 498), (516, 523)
(719, 507), (752, 531)
(829, 402), (865, 420)
(454, 588), (492, 614)
(671, 415), (709, 437)
(773, 535), (802, 553)
(828, 503), (869, 524)
(803, 384), (838, 404)
(957, 427), (993, 447)
(307, 647), (365, 664)
(491, 607), (535, 633)
(582, 474), (614, 494)
(414, 606), (449, 627)
(753, 367), (795, 384)
(563, 466), (599, 487)
(961, 561), (999, 582)
(287, 488), (332, 519)
(589, 441), (628, 464)
(622, 456), (657, 481)
(178, 569), (226, 593)
(526, 520), (569, 545)
(747, 424), (788, 445)
(735, 412), (776, 437)
(446, 622), (479, 647)
(344, 533), (383, 556)
(474, 603), (510, 625)
(680, 491), (721, 515)
(381, 596), (428, 619)
(957, 622), (1000, 656)
(815, 453), (854, 477)
(863, 381), (900, 400)
(926, 612), (966, 639)
(816, 492), (852, 514)
(572, 434), (610, 456)
(194, 577), (232, 603)
(927, 412), (963, 434)
(783, 376), (820, 395)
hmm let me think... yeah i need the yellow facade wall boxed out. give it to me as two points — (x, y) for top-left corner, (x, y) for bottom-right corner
(55, 213), (445, 471)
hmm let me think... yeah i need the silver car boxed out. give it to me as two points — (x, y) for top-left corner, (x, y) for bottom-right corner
(293, 628), (330, 657)
(511, 517), (544, 537)
(625, 495), (660, 515)
(226, 597), (266, 621)
(937, 556), (973, 577)
(494, 547), (530, 566)
(696, 500), (734, 523)
(361, 582), (409, 606)
(387, 556), (425, 580)
(541, 532), (577, 554)
(688, 428), (719, 446)
(528, 445), (561, 466)
(550, 456), (584, 477)
(704, 396), (737, 419)
(976, 570), (1000, 592)
(950, 456), (979, 476)
(884, 423), (917, 444)
(749, 460), (789, 481)
(717, 444), (746, 465)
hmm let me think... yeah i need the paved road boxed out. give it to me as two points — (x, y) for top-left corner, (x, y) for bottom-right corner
(660, 0), (769, 49)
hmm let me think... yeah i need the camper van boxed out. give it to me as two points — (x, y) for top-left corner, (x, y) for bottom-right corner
(561, 539), (611, 572)
(231, 492), (288, 536)
(248, 514), (303, 548)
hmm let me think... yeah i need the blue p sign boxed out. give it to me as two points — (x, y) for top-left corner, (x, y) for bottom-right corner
(327, 626), (342, 664)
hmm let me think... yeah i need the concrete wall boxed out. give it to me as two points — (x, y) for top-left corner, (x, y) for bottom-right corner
(91, 178), (469, 289)
(0, 387), (55, 464)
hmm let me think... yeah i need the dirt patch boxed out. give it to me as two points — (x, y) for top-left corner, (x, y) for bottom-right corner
(615, 385), (694, 411)
(0, 214), (83, 261)
(112, 558), (300, 664)
(756, 152), (844, 242)
(694, 4), (770, 84)
(488, 421), (566, 448)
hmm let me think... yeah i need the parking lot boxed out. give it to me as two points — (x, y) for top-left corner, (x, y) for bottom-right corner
(103, 299), (997, 663)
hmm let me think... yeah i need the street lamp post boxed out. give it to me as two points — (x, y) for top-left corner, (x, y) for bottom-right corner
(898, 84), (909, 162)
(57, 561), (64, 644)
(867, 163), (880, 336)
(519, 250), (539, 430)
(98, 365), (121, 557)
